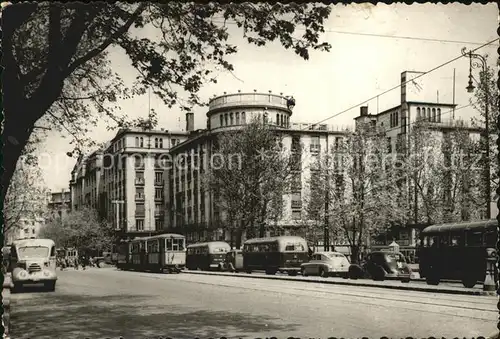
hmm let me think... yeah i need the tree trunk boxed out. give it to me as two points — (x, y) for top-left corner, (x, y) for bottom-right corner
(235, 228), (243, 249)
(350, 244), (360, 264)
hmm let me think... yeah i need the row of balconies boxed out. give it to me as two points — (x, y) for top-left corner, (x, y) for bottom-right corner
(134, 178), (164, 186)
(135, 209), (165, 217)
(135, 194), (162, 201)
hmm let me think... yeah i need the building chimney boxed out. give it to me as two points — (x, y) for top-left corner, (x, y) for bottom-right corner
(360, 106), (368, 116)
(186, 112), (194, 132)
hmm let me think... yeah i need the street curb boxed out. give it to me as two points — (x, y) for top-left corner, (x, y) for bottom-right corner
(182, 270), (496, 296)
(2, 273), (13, 339)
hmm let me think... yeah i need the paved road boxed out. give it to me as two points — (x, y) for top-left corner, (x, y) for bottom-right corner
(10, 268), (497, 339)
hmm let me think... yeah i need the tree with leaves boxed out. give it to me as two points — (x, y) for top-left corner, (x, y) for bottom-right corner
(207, 120), (293, 248)
(39, 207), (114, 255)
(3, 162), (49, 240)
(305, 122), (407, 263)
(407, 121), (484, 225)
(469, 64), (498, 215)
(2, 2), (332, 205)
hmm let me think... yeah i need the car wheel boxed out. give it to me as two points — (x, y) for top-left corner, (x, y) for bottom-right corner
(371, 265), (385, 281)
(319, 268), (328, 278)
(401, 278), (411, 283)
(426, 275), (440, 286)
(11, 282), (22, 293)
(44, 281), (56, 292)
(348, 265), (362, 280)
(301, 267), (308, 277)
(462, 276), (478, 288)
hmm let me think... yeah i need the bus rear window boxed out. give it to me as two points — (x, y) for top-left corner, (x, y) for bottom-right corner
(484, 232), (497, 247)
(285, 243), (305, 252)
(466, 232), (483, 247)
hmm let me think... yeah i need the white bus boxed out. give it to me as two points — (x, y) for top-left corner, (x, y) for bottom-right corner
(9, 238), (58, 292)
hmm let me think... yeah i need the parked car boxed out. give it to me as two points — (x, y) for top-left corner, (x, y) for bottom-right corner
(348, 251), (412, 283)
(221, 249), (244, 272)
(300, 251), (350, 278)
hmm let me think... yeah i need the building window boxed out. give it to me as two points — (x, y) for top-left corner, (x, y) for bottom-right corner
(155, 219), (163, 231)
(236, 112), (240, 125)
(155, 171), (163, 184)
(135, 137), (140, 147)
(390, 111), (399, 128)
(220, 114), (224, 126)
(160, 138), (163, 148)
(139, 137), (144, 147)
(432, 108), (436, 122)
(136, 187), (144, 200)
(155, 188), (163, 200)
(276, 113), (280, 125)
(291, 192), (302, 209)
(416, 107), (421, 120)
(135, 171), (144, 185)
(291, 210), (301, 220)
(134, 156), (144, 169)
(155, 138), (159, 148)
(427, 108), (431, 120)
(310, 136), (320, 153)
(241, 112), (246, 124)
(291, 135), (301, 152)
(224, 113), (228, 126)
(136, 219), (144, 231)
(230, 112), (234, 125)
(437, 108), (441, 122)
(335, 137), (341, 150)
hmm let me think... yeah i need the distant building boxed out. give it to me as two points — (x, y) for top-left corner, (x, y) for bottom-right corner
(5, 217), (45, 245)
(69, 126), (190, 239)
(47, 189), (71, 220)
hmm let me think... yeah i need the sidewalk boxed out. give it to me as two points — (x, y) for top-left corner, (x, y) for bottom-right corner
(182, 270), (496, 296)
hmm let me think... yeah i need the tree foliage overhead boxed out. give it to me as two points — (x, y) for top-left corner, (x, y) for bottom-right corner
(2, 2), (332, 202)
(38, 207), (114, 252)
(206, 120), (294, 248)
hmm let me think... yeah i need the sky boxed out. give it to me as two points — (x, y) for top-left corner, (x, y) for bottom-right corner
(38, 3), (498, 192)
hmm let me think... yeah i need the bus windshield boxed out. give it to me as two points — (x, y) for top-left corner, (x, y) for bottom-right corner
(18, 246), (49, 259)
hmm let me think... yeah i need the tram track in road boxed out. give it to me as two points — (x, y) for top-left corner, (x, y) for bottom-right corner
(100, 268), (494, 307)
(132, 271), (495, 321)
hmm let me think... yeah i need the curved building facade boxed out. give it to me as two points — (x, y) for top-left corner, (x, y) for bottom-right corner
(207, 91), (294, 131)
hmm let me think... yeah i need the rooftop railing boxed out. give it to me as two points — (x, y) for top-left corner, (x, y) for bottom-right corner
(208, 92), (291, 112)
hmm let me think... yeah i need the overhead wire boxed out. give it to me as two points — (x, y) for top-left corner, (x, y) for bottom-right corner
(298, 38), (498, 131)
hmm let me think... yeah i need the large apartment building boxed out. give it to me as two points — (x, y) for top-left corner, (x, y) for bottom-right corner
(355, 71), (484, 258)
(163, 91), (349, 245)
(69, 126), (189, 239)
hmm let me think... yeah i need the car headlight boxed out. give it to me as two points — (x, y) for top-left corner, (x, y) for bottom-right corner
(43, 270), (50, 277)
(18, 270), (27, 278)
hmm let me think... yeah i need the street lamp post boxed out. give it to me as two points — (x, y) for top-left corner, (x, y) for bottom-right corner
(461, 47), (491, 220)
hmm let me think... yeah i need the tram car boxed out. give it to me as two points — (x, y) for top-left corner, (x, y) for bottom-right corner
(118, 233), (186, 273)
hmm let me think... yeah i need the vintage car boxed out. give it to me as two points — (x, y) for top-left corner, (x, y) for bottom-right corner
(300, 251), (350, 278)
(221, 249), (244, 272)
(348, 251), (412, 283)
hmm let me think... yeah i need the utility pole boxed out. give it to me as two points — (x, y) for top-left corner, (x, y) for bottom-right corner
(461, 47), (491, 219)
